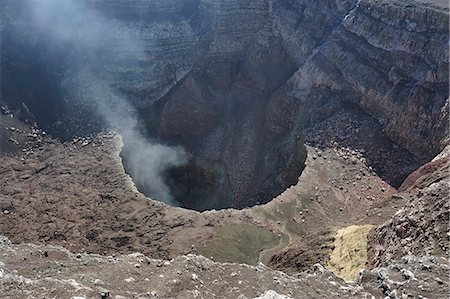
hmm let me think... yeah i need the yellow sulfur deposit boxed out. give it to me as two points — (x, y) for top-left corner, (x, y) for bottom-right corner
(327, 225), (375, 282)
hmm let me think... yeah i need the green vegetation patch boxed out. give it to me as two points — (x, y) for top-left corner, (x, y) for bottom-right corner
(198, 223), (280, 265)
(255, 201), (304, 236)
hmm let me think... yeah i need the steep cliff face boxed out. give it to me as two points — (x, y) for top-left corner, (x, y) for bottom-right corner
(1, 0), (448, 209)
(1, 0), (307, 209)
(268, 0), (449, 160)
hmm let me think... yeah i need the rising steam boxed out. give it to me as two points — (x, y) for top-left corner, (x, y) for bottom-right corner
(25, 0), (186, 205)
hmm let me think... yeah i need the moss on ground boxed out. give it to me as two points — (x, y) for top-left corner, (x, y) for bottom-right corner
(198, 223), (280, 265)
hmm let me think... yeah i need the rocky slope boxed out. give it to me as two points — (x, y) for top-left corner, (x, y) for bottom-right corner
(2, 110), (447, 276)
(0, 235), (448, 299)
(1, 0), (448, 209)
(0, 0), (448, 297)
(0, 117), (448, 297)
(369, 145), (449, 266)
(0, 121), (395, 263)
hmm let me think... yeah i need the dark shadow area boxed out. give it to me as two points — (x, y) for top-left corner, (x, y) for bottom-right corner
(303, 104), (423, 187)
(164, 159), (232, 211)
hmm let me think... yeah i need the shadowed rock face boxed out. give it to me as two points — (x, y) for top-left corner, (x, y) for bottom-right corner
(1, 0), (448, 209)
(267, 0), (449, 161)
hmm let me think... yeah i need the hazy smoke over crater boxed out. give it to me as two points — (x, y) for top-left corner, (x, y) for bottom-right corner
(25, 0), (187, 205)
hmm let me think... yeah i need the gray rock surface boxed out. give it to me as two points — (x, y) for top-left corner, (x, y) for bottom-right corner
(0, 236), (447, 298)
(268, 0), (449, 160)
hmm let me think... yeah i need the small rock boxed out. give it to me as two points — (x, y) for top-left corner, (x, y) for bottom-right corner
(313, 263), (325, 274)
(400, 269), (415, 280)
(100, 290), (110, 299)
(8, 138), (18, 145)
(124, 277), (135, 283)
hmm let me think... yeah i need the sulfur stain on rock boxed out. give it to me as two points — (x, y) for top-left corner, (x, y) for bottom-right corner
(327, 224), (374, 282)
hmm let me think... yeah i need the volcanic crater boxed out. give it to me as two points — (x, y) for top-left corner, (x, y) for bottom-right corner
(0, 0), (448, 298)
(3, 0), (446, 212)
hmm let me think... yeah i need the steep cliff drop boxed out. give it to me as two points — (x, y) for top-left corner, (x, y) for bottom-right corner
(0, 0), (448, 298)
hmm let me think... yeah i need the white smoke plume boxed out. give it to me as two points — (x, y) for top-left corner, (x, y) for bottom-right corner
(25, 0), (187, 205)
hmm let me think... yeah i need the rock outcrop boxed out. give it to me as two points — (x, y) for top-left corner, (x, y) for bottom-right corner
(369, 146), (449, 265)
(268, 0), (449, 160)
(1, 0), (448, 209)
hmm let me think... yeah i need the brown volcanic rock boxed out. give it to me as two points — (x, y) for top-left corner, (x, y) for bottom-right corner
(0, 132), (269, 260)
(302, 107), (422, 186)
(369, 146), (450, 266)
(0, 113), (408, 270)
(267, 232), (335, 275)
(0, 110), (447, 298)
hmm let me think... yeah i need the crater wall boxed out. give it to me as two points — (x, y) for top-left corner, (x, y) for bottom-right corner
(1, 0), (448, 208)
